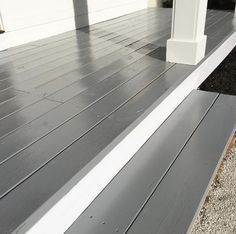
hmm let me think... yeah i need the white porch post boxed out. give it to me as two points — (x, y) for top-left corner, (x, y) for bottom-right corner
(167, 0), (208, 65)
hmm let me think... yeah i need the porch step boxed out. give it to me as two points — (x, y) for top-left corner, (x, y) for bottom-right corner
(0, 8), (235, 234)
(66, 90), (236, 234)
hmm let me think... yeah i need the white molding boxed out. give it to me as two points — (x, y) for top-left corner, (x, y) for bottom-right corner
(25, 26), (236, 234)
(167, 36), (207, 65)
(167, 0), (208, 65)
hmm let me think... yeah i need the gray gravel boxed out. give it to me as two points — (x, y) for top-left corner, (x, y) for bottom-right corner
(192, 134), (236, 234)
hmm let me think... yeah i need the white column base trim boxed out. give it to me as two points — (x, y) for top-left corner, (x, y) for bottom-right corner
(167, 35), (207, 65)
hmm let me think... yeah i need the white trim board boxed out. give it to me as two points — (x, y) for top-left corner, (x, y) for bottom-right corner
(25, 25), (236, 234)
(0, 11), (4, 32)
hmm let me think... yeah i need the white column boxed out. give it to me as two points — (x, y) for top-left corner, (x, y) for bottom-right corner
(166, 0), (208, 65)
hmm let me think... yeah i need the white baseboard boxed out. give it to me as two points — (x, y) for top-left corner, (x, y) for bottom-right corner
(167, 35), (207, 65)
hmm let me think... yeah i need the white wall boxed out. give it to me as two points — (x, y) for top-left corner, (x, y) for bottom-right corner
(0, 0), (148, 50)
(148, 0), (162, 7)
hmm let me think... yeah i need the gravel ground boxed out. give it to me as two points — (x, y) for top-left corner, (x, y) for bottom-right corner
(192, 135), (236, 234)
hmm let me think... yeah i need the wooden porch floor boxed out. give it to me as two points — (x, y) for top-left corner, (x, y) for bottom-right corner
(0, 8), (235, 233)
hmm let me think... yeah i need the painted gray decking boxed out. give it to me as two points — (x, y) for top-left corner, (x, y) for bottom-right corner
(0, 8), (235, 233)
(66, 90), (236, 234)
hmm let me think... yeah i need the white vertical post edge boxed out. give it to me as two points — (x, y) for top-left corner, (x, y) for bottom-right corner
(166, 0), (208, 65)
(0, 11), (4, 32)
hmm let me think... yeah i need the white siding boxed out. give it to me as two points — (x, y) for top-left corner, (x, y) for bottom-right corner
(0, 0), (148, 50)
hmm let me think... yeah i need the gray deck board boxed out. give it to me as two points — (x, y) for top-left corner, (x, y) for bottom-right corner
(0, 9), (223, 122)
(0, 98), (59, 140)
(0, 62), (194, 234)
(0, 10), (162, 66)
(0, 57), (173, 199)
(0, 45), (166, 140)
(67, 92), (236, 234)
(206, 13), (236, 54)
(0, 8), (235, 234)
(0, 93), (45, 121)
(5, 26), (169, 86)
(0, 48), (167, 165)
(127, 94), (236, 234)
(0, 88), (23, 105)
(0, 39), (167, 119)
(65, 90), (218, 234)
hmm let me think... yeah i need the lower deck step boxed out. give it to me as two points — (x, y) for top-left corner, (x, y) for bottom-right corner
(67, 90), (236, 234)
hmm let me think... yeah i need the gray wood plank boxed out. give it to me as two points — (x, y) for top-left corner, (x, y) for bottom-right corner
(0, 58), (173, 199)
(5, 17), (169, 75)
(45, 41), (168, 103)
(9, 27), (163, 73)
(0, 15), (170, 82)
(127, 94), (236, 234)
(11, 34), (168, 90)
(0, 93), (41, 121)
(0, 63), (193, 234)
(2, 35), (165, 99)
(0, 39), (167, 135)
(0, 88), (23, 105)
(0, 79), (13, 91)
(0, 48), (164, 165)
(0, 10), (160, 64)
(203, 10), (228, 30)
(206, 13), (236, 54)
(0, 44), (38, 58)
(0, 35), (165, 90)
(0, 98), (59, 139)
(0, 32), (165, 99)
(65, 90), (218, 234)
